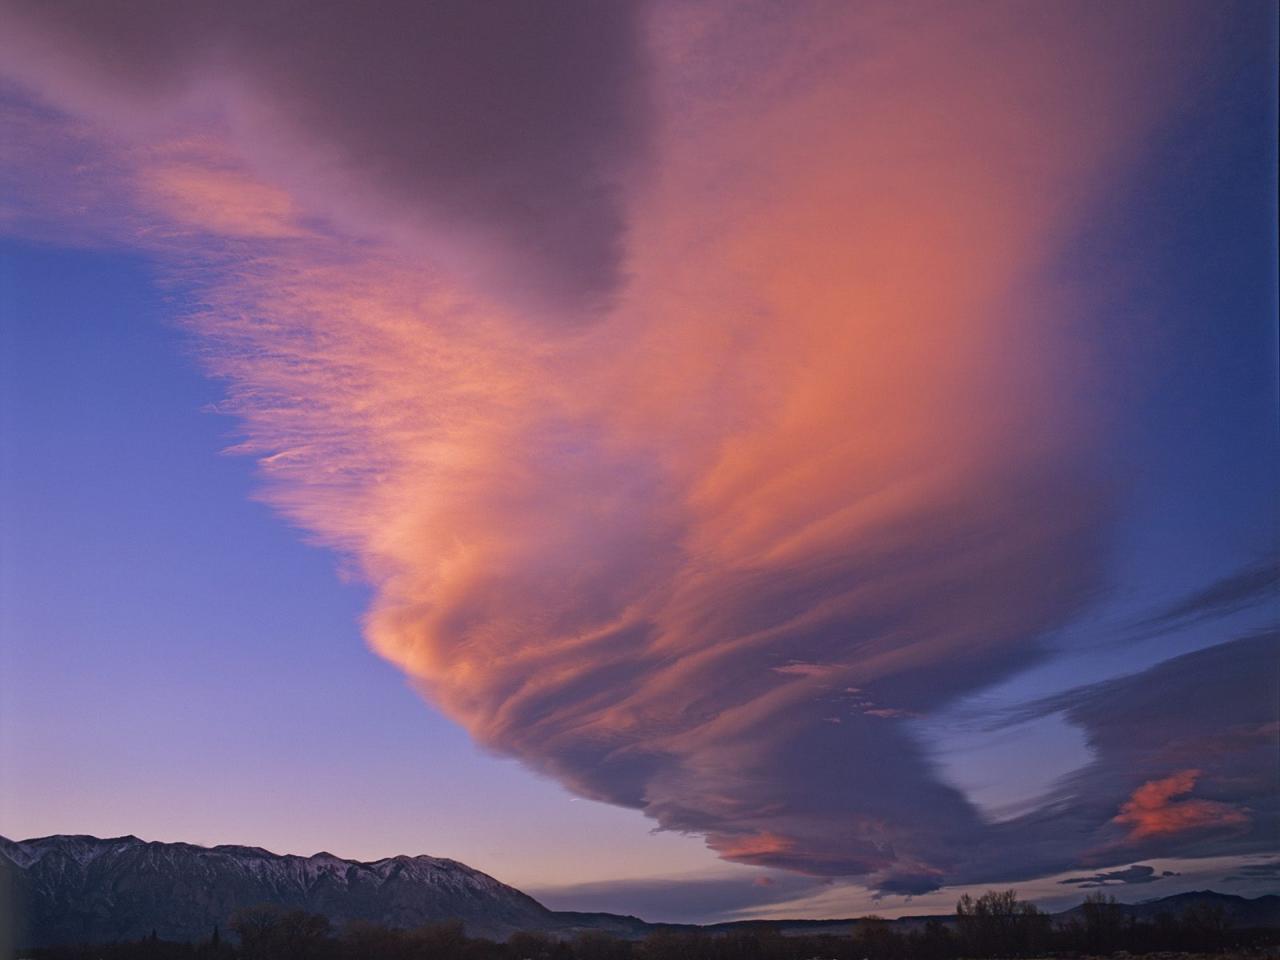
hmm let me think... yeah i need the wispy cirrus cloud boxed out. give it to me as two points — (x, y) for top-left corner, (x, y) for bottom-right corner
(0, 0), (1267, 898)
(1224, 860), (1280, 884)
(1130, 555), (1279, 640)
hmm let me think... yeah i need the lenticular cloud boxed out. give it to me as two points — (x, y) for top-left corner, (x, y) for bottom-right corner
(0, 0), (1251, 893)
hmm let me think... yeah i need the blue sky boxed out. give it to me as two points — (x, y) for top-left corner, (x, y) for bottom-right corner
(0, 242), (720, 888)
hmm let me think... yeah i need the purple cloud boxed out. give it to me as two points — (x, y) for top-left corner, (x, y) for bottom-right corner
(0, 0), (651, 316)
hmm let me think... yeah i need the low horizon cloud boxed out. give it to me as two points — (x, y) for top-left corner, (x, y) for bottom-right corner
(530, 871), (836, 926)
(1059, 865), (1177, 888)
(0, 0), (1274, 899)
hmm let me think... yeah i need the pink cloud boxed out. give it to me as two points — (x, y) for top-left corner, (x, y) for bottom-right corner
(1114, 770), (1251, 842)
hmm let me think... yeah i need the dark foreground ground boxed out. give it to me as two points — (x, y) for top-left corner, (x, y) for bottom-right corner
(13, 916), (1280, 960)
(11, 888), (1280, 959)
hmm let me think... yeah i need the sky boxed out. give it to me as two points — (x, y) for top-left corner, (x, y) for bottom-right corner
(0, 0), (1276, 925)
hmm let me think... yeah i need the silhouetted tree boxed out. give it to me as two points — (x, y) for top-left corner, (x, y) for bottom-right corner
(955, 889), (1046, 957)
(909, 918), (954, 960)
(1179, 901), (1230, 951)
(508, 929), (567, 960)
(570, 931), (632, 960)
(231, 905), (331, 960)
(1079, 891), (1123, 954)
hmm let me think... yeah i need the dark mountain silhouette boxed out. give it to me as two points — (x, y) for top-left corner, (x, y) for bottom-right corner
(1, 834), (562, 945)
(1059, 888), (1280, 929)
(2, 834), (1276, 949)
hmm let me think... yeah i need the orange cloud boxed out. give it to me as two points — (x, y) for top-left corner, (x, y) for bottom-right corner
(1114, 770), (1250, 841)
(713, 833), (794, 864)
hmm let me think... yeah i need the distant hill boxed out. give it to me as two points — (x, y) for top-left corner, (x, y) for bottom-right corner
(2, 834), (1276, 949)
(1059, 889), (1280, 930)
(703, 892), (1280, 938)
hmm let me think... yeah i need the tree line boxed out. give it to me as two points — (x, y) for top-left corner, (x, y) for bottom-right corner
(17, 890), (1278, 960)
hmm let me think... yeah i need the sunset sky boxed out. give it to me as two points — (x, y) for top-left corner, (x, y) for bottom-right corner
(0, 0), (1276, 925)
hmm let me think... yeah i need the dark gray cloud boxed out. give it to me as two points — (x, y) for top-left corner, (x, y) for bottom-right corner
(1059, 864), (1173, 887)
(872, 873), (948, 897)
(0, 0), (651, 316)
(1223, 860), (1280, 883)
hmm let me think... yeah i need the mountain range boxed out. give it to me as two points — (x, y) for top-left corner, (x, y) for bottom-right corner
(0, 834), (643, 946)
(2, 834), (1276, 949)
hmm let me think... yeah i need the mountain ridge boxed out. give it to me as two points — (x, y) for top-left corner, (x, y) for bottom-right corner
(1, 833), (562, 946)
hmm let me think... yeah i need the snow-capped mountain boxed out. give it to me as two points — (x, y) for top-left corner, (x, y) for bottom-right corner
(0, 833), (575, 945)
